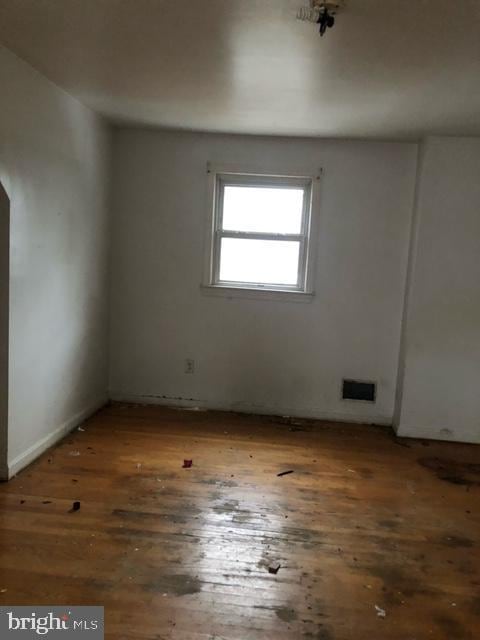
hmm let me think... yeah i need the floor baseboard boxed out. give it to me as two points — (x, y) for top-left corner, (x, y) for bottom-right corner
(109, 391), (393, 427)
(7, 396), (108, 479)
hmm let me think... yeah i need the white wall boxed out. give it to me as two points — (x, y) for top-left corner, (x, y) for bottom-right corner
(110, 129), (417, 423)
(0, 182), (9, 474)
(0, 46), (111, 476)
(396, 137), (480, 443)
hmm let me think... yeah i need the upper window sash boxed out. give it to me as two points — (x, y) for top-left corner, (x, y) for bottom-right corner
(214, 174), (312, 235)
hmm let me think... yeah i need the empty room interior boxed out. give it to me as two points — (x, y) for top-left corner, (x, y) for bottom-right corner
(0, 1), (479, 638)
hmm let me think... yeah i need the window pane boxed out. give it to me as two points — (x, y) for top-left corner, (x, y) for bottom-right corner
(219, 237), (300, 286)
(222, 186), (304, 234)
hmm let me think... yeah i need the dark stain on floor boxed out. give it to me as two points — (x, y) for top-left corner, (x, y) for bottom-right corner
(107, 525), (200, 545)
(112, 508), (195, 525)
(146, 574), (202, 596)
(435, 614), (472, 640)
(275, 606), (298, 623)
(212, 499), (253, 523)
(377, 519), (400, 531)
(418, 457), (480, 486)
(200, 478), (239, 488)
(303, 629), (335, 640)
(470, 596), (480, 616)
(212, 499), (239, 514)
(442, 534), (474, 548)
(320, 633), (334, 640)
(366, 564), (438, 605)
(357, 468), (374, 480)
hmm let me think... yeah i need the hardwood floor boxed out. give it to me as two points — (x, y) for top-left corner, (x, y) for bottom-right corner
(0, 403), (479, 639)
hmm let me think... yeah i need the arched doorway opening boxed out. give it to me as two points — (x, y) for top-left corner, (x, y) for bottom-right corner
(0, 180), (9, 480)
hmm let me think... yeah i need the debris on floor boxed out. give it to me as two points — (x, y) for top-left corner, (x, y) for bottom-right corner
(406, 482), (417, 495)
(135, 463), (142, 469)
(375, 605), (386, 618)
(0, 589), (7, 594)
(182, 459), (193, 468)
(280, 416), (303, 426)
(69, 451), (81, 457)
(271, 415), (312, 431)
(268, 565), (281, 574)
(77, 426), (85, 432)
(42, 501), (52, 504)
(277, 470), (294, 477)
(69, 501), (81, 513)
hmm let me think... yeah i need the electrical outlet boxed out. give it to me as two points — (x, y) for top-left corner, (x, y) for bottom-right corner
(185, 359), (195, 374)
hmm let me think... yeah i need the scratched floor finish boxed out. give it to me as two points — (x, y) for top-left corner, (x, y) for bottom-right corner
(0, 404), (479, 639)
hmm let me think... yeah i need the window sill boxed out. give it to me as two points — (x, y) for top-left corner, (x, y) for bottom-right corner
(200, 284), (314, 303)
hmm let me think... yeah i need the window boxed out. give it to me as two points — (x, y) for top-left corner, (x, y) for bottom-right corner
(205, 172), (315, 295)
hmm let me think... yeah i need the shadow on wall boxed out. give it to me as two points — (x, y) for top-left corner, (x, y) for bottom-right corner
(0, 180), (9, 480)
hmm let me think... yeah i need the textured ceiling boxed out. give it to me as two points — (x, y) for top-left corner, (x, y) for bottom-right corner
(1, 0), (480, 138)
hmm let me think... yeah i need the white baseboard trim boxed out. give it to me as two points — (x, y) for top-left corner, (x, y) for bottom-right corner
(7, 396), (108, 479)
(109, 391), (392, 426)
(396, 424), (480, 445)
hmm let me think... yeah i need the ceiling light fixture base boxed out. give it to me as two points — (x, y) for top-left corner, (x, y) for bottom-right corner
(297, 1), (346, 36)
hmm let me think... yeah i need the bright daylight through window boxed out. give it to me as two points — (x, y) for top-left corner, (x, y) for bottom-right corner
(209, 174), (313, 293)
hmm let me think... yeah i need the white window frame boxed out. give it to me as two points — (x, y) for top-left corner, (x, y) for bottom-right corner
(202, 168), (320, 300)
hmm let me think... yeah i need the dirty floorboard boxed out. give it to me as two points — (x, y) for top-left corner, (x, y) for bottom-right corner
(0, 403), (479, 639)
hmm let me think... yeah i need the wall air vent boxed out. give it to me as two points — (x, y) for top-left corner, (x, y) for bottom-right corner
(342, 379), (376, 402)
